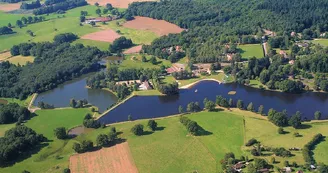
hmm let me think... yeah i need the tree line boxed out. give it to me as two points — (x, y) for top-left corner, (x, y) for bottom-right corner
(20, 0), (41, 10)
(33, 0), (87, 15)
(0, 26), (13, 35)
(1, 34), (107, 99)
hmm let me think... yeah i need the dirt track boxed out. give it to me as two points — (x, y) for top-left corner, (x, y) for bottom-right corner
(70, 142), (138, 173)
(123, 16), (184, 36)
(81, 29), (121, 43)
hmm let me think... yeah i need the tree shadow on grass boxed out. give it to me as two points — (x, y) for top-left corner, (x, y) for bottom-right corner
(297, 124), (312, 129)
(155, 126), (165, 131)
(142, 131), (154, 136)
(0, 143), (49, 168)
(197, 126), (213, 136)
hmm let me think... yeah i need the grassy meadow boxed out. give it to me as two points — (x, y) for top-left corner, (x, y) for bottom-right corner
(312, 39), (328, 47)
(1, 107), (328, 172)
(238, 44), (264, 59)
(119, 54), (172, 69)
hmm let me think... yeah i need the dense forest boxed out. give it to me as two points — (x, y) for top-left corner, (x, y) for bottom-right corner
(0, 103), (31, 124)
(20, 0), (41, 10)
(128, 0), (328, 62)
(0, 35), (107, 99)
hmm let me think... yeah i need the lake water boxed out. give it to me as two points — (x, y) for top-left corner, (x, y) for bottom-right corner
(98, 80), (328, 124)
(33, 76), (118, 113)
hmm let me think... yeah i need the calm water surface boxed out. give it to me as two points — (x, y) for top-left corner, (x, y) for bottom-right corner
(33, 76), (118, 113)
(99, 81), (328, 124)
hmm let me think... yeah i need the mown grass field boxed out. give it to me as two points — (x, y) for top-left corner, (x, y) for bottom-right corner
(238, 44), (264, 59)
(6, 55), (34, 65)
(312, 39), (328, 47)
(0, 94), (34, 107)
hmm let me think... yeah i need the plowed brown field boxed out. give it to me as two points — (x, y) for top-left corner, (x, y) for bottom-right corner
(70, 142), (138, 173)
(0, 3), (21, 12)
(86, 0), (154, 8)
(123, 16), (184, 36)
(81, 29), (121, 43)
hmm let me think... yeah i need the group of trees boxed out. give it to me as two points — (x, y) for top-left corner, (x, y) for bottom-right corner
(157, 82), (179, 95)
(179, 116), (200, 135)
(72, 140), (94, 153)
(15, 16), (45, 28)
(37, 101), (54, 109)
(96, 127), (118, 147)
(54, 127), (67, 139)
(0, 103), (31, 124)
(1, 36), (106, 99)
(45, 0), (66, 5)
(267, 109), (302, 128)
(0, 26), (13, 35)
(70, 98), (88, 108)
(0, 125), (46, 165)
(33, 0), (87, 15)
(109, 37), (133, 53)
(83, 113), (101, 129)
(20, 0), (41, 10)
(302, 133), (324, 164)
(172, 70), (192, 80)
(53, 33), (78, 44)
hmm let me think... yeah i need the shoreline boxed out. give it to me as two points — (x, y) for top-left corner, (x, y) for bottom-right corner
(179, 78), (222, 89)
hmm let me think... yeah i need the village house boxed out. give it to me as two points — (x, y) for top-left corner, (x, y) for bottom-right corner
(116, 80), (141, 87)
(258, 168), (270, 173)
(162, 46), (184, 54)
(279, 50), (288, 58)
(289, 60), (295, 65)
(232, 162), (245, 172)
(291, 32), (296, 37)
(281, 167), (292, 173)
(296, 42), (309, 48)
(139, 80), (153, 90)
(192, 63), (211, 75)
(227, 53), (235, 61)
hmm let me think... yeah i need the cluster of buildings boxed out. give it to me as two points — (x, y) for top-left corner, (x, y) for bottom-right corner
(84, 16), (118, 24)
(162, 46), (183, 55)
(116, 80), (153, 91)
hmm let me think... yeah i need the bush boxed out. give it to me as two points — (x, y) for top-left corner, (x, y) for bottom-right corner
(278, 127), (284, 134)
(96, 134), (110, 147)
(131, 124), (144, 136)
(302, 133), (324, 164)
(54, 127), (67, 139)
(53, 33), (78, 44)
(272, 147), (292, 157)
(147, 120), (158, 131)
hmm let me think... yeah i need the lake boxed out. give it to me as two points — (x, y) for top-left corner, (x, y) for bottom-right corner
(33, 76), (118, 113)
(98, 80), (328, 124)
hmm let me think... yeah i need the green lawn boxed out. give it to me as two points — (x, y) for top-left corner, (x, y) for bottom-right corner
(238, 44), (264, 59)
(7, 55), (34, 65)
(0, 94), (33, 107)
(75, 111), (245, 172)
(312, 39), (328, 47)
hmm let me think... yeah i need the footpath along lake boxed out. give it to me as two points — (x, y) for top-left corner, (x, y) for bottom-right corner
(99, 80), (328, 124)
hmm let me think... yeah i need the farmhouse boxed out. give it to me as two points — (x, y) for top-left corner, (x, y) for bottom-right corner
(279, 50), (287, 58)
(192, 63), (211, 75)
(139, 80), (153, 90)
(85, 16), (116, 24)
(166, 63), (186, 74)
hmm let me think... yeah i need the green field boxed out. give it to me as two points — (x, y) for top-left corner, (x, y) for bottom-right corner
(0, 94), (34, 107)
(312, 39), (328, 47)
(1, 107), (328, 172)
(7, 55), (34, 65)
(238, 44), (264, 59)
(0, 108), (92, 173)
(0, 5), (159, 52)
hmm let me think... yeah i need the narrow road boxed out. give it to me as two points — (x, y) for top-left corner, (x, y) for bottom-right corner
(262, 42), (268, 56)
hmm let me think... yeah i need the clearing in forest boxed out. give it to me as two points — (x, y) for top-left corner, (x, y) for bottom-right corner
(69, 142), (138, 173)
(123, 16), (184, 36)
(86, 0), (154, 8)
(81, 29), (121, 43)
(123, 45), (142, 54)
(0, 3), (21, 12)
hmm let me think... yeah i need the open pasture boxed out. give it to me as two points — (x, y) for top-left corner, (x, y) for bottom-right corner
(238, 44), (264, 59)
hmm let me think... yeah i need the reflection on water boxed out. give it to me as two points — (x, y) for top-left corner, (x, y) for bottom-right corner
(99, 81), (328, 124)
(33, 76), (118, 113)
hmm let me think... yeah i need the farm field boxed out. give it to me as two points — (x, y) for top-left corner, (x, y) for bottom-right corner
(238, 44), (264, 59)
(123, 16), (184, 36)
(124, 45), (142, 54)
(101, 19), (159, 44)
(69, 142), (138, 173)
(81, 29), (121, 43)
(312, 39), (328, 47)
(0, 3), (21, 12)
(73, 39), (109, 51)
